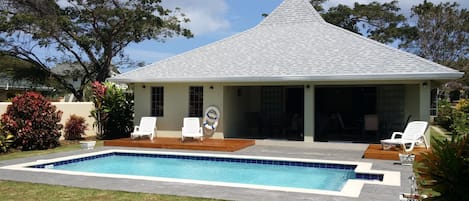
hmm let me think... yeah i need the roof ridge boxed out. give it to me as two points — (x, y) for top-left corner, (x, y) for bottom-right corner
(259, 0), (324, 26)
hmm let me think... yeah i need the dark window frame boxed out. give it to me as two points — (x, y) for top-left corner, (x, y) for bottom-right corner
(151, 87), (164, 117)
(189, 86), (204, 117)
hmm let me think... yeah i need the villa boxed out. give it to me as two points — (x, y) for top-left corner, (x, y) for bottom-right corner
(109, 0), (463, 143)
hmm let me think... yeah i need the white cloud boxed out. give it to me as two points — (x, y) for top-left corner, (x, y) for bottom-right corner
(163, 0), (230, 35)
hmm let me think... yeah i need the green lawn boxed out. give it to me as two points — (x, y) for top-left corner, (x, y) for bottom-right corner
(0, 141), (102, 161)
(429, 125), (452, 141)
(0, 141), (224, 201)
(0, 180), (220, 201)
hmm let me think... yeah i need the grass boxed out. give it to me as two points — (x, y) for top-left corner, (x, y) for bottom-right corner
(0, 141), (223, 201)
(0, 140), (103, 161)
(429, 125), (451, 141)
(0, 180), (221, 201)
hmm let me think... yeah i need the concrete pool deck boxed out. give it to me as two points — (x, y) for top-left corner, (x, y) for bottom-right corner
(0, 141), (413, 201)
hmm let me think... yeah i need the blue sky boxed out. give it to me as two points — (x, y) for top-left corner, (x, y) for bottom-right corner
(123, 0), (469, 71)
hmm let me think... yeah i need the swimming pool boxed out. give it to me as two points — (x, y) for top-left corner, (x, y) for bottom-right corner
(1, 149), (400, 197)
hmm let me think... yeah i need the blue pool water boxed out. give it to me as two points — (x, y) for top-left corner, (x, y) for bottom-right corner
(31, 152), (383, 192)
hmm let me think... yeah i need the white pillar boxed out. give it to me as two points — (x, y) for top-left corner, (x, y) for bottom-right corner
(419, 81), (431, 145)
(304, 84), (314, 142)
(419, 81), (431, 121)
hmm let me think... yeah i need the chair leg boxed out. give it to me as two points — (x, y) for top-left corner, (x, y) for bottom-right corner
(422, 136), (429, 149)
(404, 143), (415, 153)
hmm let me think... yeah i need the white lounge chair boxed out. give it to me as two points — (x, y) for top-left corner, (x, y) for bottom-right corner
(380, 121), (429, 153)
(131, 117), (157, 140)
(181, 117), (203, 142)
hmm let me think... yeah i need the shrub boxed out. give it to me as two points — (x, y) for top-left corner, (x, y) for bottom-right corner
(434, 99), (453, 131)
(64, 115), (88, 140)
(450, 111), (469, 139)
(0, 122), (14, 153)
(415, 136), (469, 201)
(455, 98), (469, 113)
(90, 81), (134, 139)
(0, 92), (63, 151)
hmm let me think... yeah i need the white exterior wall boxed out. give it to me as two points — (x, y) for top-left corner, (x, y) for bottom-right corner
(132, 83), (224, 139)
(0, 102), (96, 137)
(131, 81), (434, 142)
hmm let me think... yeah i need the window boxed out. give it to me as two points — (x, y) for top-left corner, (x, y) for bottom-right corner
(151, 87), (164, 116)
(189, 86), (203, 117)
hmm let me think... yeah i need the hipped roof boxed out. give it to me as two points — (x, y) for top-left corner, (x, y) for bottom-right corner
(109, 0), (463, 83)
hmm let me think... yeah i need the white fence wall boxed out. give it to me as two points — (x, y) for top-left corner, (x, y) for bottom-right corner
(0, 102), (96, 137)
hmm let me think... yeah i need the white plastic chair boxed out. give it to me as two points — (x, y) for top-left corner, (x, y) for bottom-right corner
(380, 121), (429, 152)
(131, 117), (157, 140)
(181, 117), (203, 142)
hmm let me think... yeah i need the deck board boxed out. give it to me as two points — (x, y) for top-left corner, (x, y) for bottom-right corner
(104, 137), (255, 152)
(363, 144), (430, 161)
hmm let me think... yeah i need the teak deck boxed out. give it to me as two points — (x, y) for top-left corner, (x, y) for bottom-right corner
(104, 137), (255, 152)
(363, 144), (430, 161)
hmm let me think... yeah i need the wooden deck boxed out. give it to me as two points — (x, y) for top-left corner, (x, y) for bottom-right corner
(363, 144), (430, 161)
(104, 137), (255, 152)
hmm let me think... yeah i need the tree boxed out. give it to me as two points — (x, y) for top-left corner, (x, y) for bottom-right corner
(310, 0), (328, 13)
(400, 1), (469, 83)
(311, 0), (413, 44)
(0, 0), (193, 101)
(0, 54), (50, 86)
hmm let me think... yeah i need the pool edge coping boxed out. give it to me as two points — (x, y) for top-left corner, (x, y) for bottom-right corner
(0, 149), (400, 198)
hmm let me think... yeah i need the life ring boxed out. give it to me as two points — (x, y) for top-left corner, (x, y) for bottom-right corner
(203, 106), (220, 131)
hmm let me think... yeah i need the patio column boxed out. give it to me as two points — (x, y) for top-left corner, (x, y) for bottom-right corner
(419, 81), (431, 144)
(304, 84), (314, 142)
(419, 81), (431, 122)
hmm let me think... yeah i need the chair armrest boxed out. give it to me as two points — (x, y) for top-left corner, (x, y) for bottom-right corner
(391, 132), (403, 139)
(133, 126), (140, 133)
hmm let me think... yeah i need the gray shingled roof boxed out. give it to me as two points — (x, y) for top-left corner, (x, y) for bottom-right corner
(109, 0), (463, 83)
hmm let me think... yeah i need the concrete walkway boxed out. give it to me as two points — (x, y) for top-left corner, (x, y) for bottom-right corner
(0, 141), (414, 201)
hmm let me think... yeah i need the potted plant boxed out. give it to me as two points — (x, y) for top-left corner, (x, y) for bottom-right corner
(398, 152), (415, 166)
(79, 140), (96, 150)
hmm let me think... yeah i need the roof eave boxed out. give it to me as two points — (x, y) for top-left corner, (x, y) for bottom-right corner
(108, 72), (464, 83)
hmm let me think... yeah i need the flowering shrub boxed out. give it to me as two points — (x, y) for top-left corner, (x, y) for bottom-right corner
(90, 82), (133, 139)
(0, 122), (14, 153)
(455, 98), (469, 113)
(0, 92), (63, 150)
(64, 114), (88, 140)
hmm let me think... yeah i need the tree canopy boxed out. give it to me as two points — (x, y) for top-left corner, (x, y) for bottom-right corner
(401, 1), (469, 82)
(311, 0), (413, 44)
(0, 0), (193, 100)
(311, 0), (468, 84)
(0, 54), (49, 85)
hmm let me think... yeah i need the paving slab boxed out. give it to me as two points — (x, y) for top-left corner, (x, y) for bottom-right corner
(0, 141), (414, 201)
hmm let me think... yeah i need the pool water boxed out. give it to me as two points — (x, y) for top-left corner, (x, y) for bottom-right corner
(47, 154), (355, 191)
